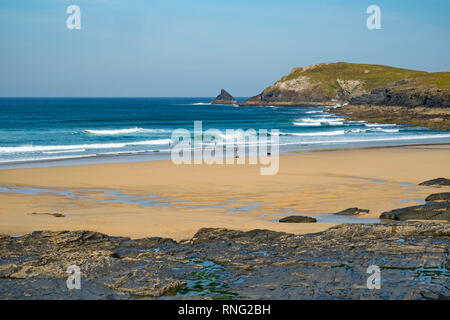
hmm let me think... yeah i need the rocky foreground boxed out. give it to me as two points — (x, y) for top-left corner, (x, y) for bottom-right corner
(1, 222), (448, 300)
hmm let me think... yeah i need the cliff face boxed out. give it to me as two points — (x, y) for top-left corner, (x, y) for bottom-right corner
(327, 104), (450, 130)
(211, 89), (238, 105)
(350, 79), (450, 108)
(241, 62), (450, 108)
(241, 76), (344, 106)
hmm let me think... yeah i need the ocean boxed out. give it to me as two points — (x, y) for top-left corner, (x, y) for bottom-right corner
(0, 97), (449, 168)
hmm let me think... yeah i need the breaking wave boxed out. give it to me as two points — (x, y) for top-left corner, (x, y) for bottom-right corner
(0, 139), (173, 154)
(84, 128), (171, 135)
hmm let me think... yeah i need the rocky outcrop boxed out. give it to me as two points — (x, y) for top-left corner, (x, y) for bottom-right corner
(240, 62), (450, 112)
(326, 105), (450, 130)
(380, 201), (450, 221)
(279, 216), (317, 223)
(241, 64), (345, 106)
(211, 89), (238, 105)
(334, 208), (370, 216)
(1, 223), (449, 299)
(241, 77), (340, 107)
(350, 84), (450, 108)
(419, 178), (450, 186)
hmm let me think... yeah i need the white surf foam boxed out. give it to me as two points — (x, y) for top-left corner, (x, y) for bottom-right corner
(364, 123), (395, 127)
(0, 139), (173, 154)
(84, 128), (170, 135)
(278, 133), (450, 145)
(345, 128), (400, 134)
(300, 117), (346, 122)
(293, 119), (344, 127)
(371, 128), (399, 133)
(0, 154), (97, 164)
(276, 130), (346, 137)
(43, 149), (86, 154)
(305, 110), (322, 114)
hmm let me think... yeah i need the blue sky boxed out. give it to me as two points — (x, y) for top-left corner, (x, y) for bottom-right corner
(0, 0), (449, 97)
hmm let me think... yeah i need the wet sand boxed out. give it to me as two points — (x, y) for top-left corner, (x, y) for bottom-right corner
(0, 144), (449, 240)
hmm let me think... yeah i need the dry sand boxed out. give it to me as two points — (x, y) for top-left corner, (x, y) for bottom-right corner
(0, 144), (449, 240)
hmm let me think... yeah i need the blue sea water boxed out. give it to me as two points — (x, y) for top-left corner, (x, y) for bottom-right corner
(0, 97), (449, 168)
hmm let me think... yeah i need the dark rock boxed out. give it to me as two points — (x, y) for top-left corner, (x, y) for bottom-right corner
(240, 62), (450, 108)
(350, 86), (450, 108)
(380, 201), (450, 221)
(211, 89), (238, 105)
(191, 228), (287, 244)
(334, 208), (370, 216)
(419, 178), (450, 186)
(241, 88), (336, 107)
(278, 216), (317, 223)
(425, 192), (450, 202)
(326, 104), (450, 130)
(29, 212), (65, 218)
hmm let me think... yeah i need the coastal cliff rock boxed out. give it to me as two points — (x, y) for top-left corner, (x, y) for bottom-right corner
(211, 89), (238, 105)
(1, 222), (449, 299)
(241, 62), (450, 109)
(326, 104), (450, 130)
(241, 63), (352, 106)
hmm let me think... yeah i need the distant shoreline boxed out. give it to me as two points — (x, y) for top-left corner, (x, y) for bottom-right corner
(326, 104), (450, 130)
(1, 97), (448, 169)
(1, 141), (449, 170)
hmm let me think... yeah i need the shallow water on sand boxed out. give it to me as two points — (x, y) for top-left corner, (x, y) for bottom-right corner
(0, 185), (385, 224)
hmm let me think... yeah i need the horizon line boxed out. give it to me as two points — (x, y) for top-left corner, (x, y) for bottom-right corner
(0, 96), (251, 99)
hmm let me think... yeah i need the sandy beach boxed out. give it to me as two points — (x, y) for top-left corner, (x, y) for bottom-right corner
(0, 144), (449, 240)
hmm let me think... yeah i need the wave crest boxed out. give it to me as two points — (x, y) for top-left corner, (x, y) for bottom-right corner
(0, 139), (173, 154)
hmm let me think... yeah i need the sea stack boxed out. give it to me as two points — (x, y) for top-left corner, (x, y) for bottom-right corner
(211, 89), (238, 105)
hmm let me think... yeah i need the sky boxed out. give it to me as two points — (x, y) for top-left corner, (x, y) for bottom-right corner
(0, 0), (449, 97)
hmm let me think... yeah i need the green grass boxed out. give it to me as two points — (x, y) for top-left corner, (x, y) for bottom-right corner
(280, 62), (449, 92)
(419, 72), (450, 89)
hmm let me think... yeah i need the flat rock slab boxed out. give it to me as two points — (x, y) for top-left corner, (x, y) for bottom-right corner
(419, 178), (450, 186)
(279, 216), (317, 223)
(425, 193), (450, 202)
(380, 201), (450, 221)
(1, 223), (449, 300)
(334, 208), (370, 216)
